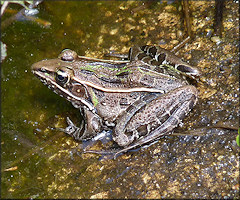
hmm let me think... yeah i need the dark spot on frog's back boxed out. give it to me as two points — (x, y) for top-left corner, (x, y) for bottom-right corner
(156, 53), (166, 63)
(80, 69), (95, 75)
(100, 76), (121, 83)
(154, 65), (164, 73)
(177, 65), (194, 73)
(149, 53), (166, 66)
(116, 71), (129, 78)
(137, 52), (148, 60)
(148, 46), (157, 57)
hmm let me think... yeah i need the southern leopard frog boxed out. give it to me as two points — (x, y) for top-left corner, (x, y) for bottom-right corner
(32, 45), (200, 157)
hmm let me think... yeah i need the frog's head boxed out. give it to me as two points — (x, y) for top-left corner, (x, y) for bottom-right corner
(31, 49), (95, 111)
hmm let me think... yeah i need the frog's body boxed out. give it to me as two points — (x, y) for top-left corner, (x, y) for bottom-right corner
(32, 45), (200, 157)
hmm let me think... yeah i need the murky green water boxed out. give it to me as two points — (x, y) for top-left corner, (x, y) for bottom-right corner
(1, 1), (239, 198)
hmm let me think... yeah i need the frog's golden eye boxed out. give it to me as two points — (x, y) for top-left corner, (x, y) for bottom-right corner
(56, 69), (69, 86)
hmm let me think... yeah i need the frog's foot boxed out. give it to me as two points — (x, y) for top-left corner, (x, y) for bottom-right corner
(57, 117), (84, 140)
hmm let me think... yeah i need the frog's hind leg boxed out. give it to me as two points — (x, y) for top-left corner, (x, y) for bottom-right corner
(113, 85), (198, 159)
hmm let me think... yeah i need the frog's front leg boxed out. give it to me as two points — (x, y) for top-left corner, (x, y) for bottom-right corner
(62, 106), (104, 141)
(113, 85), (198, 156)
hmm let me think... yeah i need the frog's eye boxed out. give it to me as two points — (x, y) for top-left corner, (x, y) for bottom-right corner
(59, 49), (78, 61)
(56, 69), (69, 86)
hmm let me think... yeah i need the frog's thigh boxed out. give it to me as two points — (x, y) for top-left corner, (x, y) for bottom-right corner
(114, 85), (198, 147)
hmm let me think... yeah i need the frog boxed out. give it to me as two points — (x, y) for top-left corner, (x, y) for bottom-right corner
(31, 45), (201, 157)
